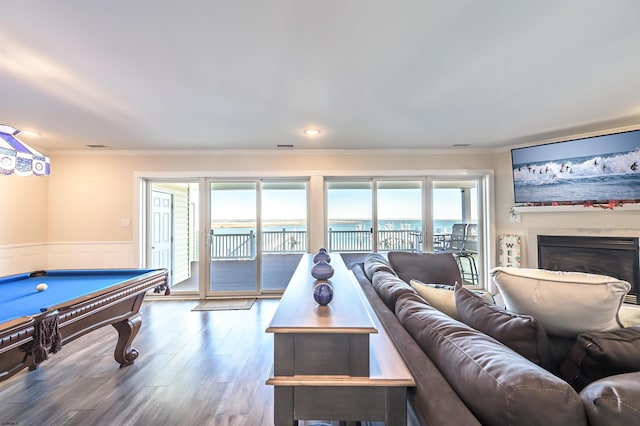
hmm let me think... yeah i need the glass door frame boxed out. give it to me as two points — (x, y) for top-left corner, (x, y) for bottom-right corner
(260, 179), (310, 294)
(375, 178), (424, 253)
(430, 174), (491, 289)
(206, 178), (260, 297)
(325, 177), (425, 254)
(205, 177), (310, 298)
(325, 173), (492, 289)
(325, 179), (374, 253)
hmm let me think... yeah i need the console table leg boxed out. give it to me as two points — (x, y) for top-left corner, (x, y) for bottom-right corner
(385, 388), (407, 426)
(274, 386), (297, 426)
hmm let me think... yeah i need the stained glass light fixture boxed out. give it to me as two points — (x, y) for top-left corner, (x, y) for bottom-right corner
(0, 124), (50, 176)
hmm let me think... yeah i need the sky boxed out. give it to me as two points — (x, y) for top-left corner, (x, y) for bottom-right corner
(211, 187), (465, 222)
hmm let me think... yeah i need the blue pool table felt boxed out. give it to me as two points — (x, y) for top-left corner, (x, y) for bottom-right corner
(0, 269), (156, 324)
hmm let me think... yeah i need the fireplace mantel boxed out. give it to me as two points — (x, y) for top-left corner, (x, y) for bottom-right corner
(512, 204), (640, 214)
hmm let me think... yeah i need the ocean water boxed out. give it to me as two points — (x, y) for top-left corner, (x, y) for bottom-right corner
(327, 220), (459, 234)
(213, 220), (461, 235)
(513, 148), (640, 203)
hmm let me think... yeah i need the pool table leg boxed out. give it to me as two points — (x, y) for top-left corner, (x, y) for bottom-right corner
(111, 313), (142, 367)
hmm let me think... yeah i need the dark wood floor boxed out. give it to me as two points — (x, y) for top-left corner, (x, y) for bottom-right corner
(0, 300), (385, 425)
(0, 299), (285, 425)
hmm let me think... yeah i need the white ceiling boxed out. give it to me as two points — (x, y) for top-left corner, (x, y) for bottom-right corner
(2, 1), (640, 152)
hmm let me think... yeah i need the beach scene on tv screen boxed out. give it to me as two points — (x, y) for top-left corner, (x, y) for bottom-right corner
(512, 130), (640, 204)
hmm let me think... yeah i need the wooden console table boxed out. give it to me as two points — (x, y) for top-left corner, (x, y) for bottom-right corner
(266, 254), (415, 425)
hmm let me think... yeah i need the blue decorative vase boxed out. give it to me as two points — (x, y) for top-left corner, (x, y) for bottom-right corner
(311, 260), (334, 280)
(313, 281), (334, 305)
(312, 248), (331, 264)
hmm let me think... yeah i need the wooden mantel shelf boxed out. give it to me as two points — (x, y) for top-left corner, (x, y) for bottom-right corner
(512, 203), (640, 214)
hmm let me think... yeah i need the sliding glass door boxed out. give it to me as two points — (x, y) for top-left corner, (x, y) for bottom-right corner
(207, 181), (258, 294)
(326, 176), (486, 288)
(376, 180), (423, 252)
(326, 179), (423, 253)
(209, 181), (258, 294)
(326, 181), (373, 252)
(261, 181), (307, 291)
(432, 180), (482, 287)
(207, 179), (308, 296)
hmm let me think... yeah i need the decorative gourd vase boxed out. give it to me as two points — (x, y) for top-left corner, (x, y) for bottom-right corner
(312, 248), (331, 264)
(311, 260), (334, 280)
(313, 281), (334, 305)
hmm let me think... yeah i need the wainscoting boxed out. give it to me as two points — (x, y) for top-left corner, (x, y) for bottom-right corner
(0, 243), (48, 275)
(0, 242), (136, 276)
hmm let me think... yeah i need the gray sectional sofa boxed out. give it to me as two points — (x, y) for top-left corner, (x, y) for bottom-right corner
(350, 251), (640, 426)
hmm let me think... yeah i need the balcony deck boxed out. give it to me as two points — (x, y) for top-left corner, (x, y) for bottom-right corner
(167, 227), (477, 294)
(169, 253), (372, 294)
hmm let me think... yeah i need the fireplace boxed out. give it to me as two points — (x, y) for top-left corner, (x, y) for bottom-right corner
(537, 235), (639, 304)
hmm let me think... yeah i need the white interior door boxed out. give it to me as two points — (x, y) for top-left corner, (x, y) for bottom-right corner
(151, 190), (173, 283)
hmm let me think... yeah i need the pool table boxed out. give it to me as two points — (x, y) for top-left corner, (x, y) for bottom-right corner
(0, 268), (169, 382)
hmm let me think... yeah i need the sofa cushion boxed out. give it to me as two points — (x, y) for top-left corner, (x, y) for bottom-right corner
(371, 270), (416, 311)
(351, 263), (482, 426)
(388, 251), (462, 287)
(491, 267), (630, 338)
(395, 292), (586, 425)
(559, 326), (640, 392)
(409, 279), (494, 321)
(363, 253), (396, 281)
(454, 282), (552, 369)
(580, 372), (640, 426)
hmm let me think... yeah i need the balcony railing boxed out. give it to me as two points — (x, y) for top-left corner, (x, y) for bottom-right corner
(263, 229), (307, 253)
(327, 229), (372, 252)
(210, 230), (256, 259)
(211, 229), (307, 260)
(377, 230), (422, 252)
(210, 229), (426, 259)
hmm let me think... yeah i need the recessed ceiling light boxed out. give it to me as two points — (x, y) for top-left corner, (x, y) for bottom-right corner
(302, 128), (321, 137)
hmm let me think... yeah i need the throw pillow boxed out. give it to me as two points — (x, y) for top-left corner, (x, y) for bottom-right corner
(490, 267), (630, 338)
(559, 326), (640, 392)
(410, 279), (495, 321)
(454, 282), (552, 369)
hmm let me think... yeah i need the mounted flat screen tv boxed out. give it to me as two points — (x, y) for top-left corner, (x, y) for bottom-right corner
(511, 129), (640, 205)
